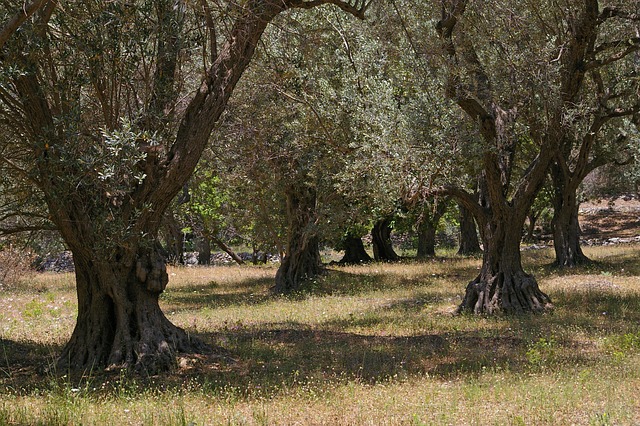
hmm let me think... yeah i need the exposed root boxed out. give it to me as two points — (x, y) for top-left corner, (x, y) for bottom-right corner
(456, 271), (553, 315)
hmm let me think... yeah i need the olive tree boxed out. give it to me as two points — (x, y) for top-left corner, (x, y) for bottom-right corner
(435, 0), (639, 313)
(0, 0), (372, 373)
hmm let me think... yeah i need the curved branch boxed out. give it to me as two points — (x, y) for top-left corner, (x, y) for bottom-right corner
(428, 184), (487, 224)
(0, 0), (53, 50)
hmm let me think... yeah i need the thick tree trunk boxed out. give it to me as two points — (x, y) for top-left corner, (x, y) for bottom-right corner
(58, 245), (209, 374)
(372, 218), (400, 261)
(416, 201), (448, 259)
(457, 203), (482, 256)
(274, 183), (322, 293)
(551, 168), (590, 267)
(338, 233), (372, 264)
(551, 193), (589, 267)
(457, 213), (552, 314)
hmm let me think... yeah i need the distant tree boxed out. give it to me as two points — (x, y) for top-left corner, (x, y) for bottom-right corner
(457, 201), (481, 255)
(0, 0), (373, 373)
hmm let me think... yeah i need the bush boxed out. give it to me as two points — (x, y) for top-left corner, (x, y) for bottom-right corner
(0, 244), (35, 288)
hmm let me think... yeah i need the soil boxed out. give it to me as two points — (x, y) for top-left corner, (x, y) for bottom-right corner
(579, 194), (640, 241)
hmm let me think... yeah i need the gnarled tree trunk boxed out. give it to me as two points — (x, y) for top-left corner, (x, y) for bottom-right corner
(274, 183), (322, 293)
(2, 0), (374, 374)
(416, 201), (448, 259)
(457, 202), (482, 255)
(338, 233), (372, 264)
(372, 218), (400, 261)
(457, 210), (552, 314)
(58, 244), (208, 374)
(551, 166), (590, 267)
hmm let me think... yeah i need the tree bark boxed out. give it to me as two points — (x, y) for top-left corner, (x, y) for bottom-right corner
(338, 233), (372, 264)
(456, 210), (552, 314)
(2, 0), (374, 373)
(551, 166), (590, 267)
(416, 201), (448, 259)
(162, 212), (185, 265)
(416, 222), (437, 258)
(372, 218), (400, 261)
(524, 209), (539, 243)
(211, 235), (245, 265)
(457, 202), (482, 255)
(58, 245), (209, 374)
(196, 237), (211, 265)
(274, 183), (322, 293)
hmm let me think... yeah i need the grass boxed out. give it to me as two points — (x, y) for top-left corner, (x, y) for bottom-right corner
(1, 245), (640, 424)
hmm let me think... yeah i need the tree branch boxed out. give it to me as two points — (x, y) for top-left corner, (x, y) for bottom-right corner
(0, 0), (52, 50)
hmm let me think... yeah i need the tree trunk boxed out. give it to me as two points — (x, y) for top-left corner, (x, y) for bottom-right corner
(524, 210), (539, 243)
(416, 200), (448, 259)
(211, 235), (245, 265)
(456, 212), (552, 314)
(338, 233), (372, 264)
(416, 221), (437, 258)
(196, 237), (211, 265)
(372, 218), (400, 261)
(162, 212), (185, 265)
(58, 245), (209, 374)
(457, 202), (482, 255)
(274, 183), (322, 293)
(551, 187), (590, 267)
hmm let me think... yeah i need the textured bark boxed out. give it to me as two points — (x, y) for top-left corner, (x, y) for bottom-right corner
(457, 202), (481, 255)
(551, 167), (590, 267)
(416, 201), (448, 259)
(371, 218), (400, 261)
(456, 212), (552, 314)
(274, 183), (322, 293)
(58, 245), (209, 374)
(438, 0), (555, 315)
(338, 233), (372, 264)
(2, 0), (373, 373)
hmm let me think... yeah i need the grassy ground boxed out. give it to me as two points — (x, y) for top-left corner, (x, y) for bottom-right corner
(1, 245), (640, 425)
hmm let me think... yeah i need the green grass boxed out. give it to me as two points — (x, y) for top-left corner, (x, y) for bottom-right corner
(1, 245), (640, 424)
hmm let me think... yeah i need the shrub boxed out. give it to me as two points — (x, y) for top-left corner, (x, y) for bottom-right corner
(0, 243), (35, 288)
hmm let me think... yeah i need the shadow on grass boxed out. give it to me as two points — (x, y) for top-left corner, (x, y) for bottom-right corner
(0, 338), (61, 390)
(4, 248), (640, 399)
(162, 265), (464, 312)
(162, 276), (275, 312)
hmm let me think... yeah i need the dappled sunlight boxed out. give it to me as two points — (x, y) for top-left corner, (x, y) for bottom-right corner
(1, 245), (640, 424)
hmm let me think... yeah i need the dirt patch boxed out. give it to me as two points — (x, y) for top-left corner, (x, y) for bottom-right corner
(579, 195), (640, 241)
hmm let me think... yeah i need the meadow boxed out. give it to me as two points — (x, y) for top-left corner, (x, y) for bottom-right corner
(0, 244), (639, 425)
